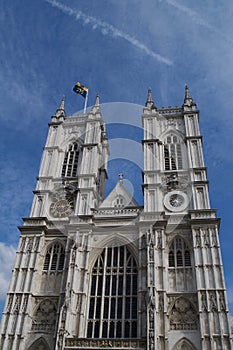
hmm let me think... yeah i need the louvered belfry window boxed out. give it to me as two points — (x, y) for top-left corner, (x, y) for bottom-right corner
(61, 143), (79, 177)
(43, 243), (65, 271)
(87, 246), (138, 339)
(164, 135), (183, 171)
(168, 237), (191, 268)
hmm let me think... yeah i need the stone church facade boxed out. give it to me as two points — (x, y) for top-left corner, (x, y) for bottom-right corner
(0, 87), (232, 349)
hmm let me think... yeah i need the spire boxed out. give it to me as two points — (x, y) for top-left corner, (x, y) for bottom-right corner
(185, 84), (191, 99)
(94, 93), (100, 108)
(183, 84), (194, 107)
(89, 94), (101, 116)
(145, 88), (156, 109)
(55, 97), (66, 118)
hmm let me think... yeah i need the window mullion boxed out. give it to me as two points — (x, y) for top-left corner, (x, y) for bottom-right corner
(169, 144), (172, 170)
(175, 144), (178, 170)
(122, 246), (127, 337)
(48, 246), (53, 272)
(66, 151), (70, 177)
(100, 248), (108, 338)
(92, 259), (99, 337)
(130, 270), (133, 338)
(108, 248), (114, 338)
(72, 147), (75, 176)
(56, 245), (60, 271)
(115, 249), (120, 338)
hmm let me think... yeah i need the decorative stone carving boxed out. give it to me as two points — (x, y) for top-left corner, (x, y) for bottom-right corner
(57, 329), (65, 350)
(61, 304), (67, 329)
(148, 302), (155, 350)
(71, 243), (77, 264)
(156, 231), (162, 250)
(13, 295), (22, 313)
(20, 238), (26, 251)
(26, 238), (33, 252)
(209, 292), (217, 312)
(21, 295), (29, 313)
(169, 297), (197, 330)
(219, 291), (226, 312)
(203, 230), (210, 247)
(6, 294), (14, 312)
(166, 173), (179, 190)
(211, 229), (218, 247)
(201, 291), (208, 312)
(32, 299), (57, 332)
(158, 293), (164, 313)
(195, 232), (201, 248)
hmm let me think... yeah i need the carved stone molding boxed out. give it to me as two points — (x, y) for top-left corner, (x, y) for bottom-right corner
(169, 296), (198, 330)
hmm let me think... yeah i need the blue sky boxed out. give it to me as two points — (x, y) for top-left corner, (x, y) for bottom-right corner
(0, 0), (233, 316)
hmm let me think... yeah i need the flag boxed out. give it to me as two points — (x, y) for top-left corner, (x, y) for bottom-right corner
(73, 82), (88, 98)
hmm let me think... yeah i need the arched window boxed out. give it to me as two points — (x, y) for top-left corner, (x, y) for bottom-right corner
(164, 134), (183, 171)
(168, 237), (191, 268)
(43, 243), (65, 271)
(61, 142), (79, 177)
(87, 246), (138, 339)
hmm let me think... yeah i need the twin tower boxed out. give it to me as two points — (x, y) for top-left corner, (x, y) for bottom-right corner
(0, 88), (232, 349)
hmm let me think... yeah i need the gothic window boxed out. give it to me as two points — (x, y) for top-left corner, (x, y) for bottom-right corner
(87, 246), (138, 339)
(168, 237), (191, 268)
(43, 243), (65, 271)
(164, 134), (183, 171)
(61, 142), (79, 177)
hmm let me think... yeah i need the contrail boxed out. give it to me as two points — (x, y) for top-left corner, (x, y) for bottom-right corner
(45, 0), (173, 66)
(166, 0), (233, 45)
(166, 0), (211, 28)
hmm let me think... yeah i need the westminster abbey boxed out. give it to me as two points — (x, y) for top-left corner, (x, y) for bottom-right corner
(0, 87), (232, 349)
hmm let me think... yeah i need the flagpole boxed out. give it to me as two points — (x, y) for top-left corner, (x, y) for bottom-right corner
(83, 90), (88, 114)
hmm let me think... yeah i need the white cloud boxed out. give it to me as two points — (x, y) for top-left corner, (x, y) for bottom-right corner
(0, 242), (16, 301)
(44, 0), (173, 65)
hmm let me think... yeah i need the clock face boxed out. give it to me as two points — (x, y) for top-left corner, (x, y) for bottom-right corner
(164, 191), (188, 212)
(169, 194), (184, 207)
(50, 198), (73, 217)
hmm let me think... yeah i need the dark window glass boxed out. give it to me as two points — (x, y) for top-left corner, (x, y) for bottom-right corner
(87, 246), (138, 338)
(169, 251), (175, 267)
(87, 322), (92, 338)
(104, 298), (109, 319)
(43, 254), (50, 270)
(177, 251), (183, 266)
(164, 135), (183, 171)
(61, 143), (79, 177)
(102, 321), (107, 338)
(125, 321), (130, 338)
(94, 321), (100, 338)
(169, 237), (192, 269)
(185, 250), (191, 266)
(89, 298), (94, 318)
(110, 298), (116, 318)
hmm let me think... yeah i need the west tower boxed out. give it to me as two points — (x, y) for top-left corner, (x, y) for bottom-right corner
(0, 88), (232, 350)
